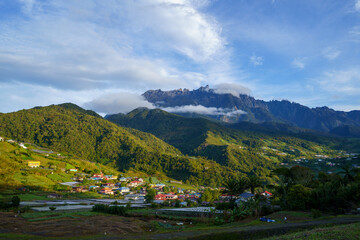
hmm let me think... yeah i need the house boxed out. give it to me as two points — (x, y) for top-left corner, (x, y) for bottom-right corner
(135, 177), (144, 182)
(237, 192), (255, 202)
(47, 193), (62, 199)
(72, 186), (88, 193)
(152, 183), (166, 191)
(124, 194), (145, 201)
(155, 194), (178, 200)
(69, 168), (78, 172)
(104, 175), (118, 180)
(19, 143), (27, 149)
(177, 195), (186, 200)
(116, 187), (130, 193)
(0, 136), (4, 142)
(7, 139), (15, 143)
(119, 177), (127, 182)
(155, 194), (167, 200)
(165, 194), (178, 200)
(260, 191), (273, 197)
(91, 173), (104, 181)
(72, 177), (84, 181)
(101, 183), (115, 189)
(88, 185), (99, 191)
(28, 161), (40, 168)
(127, 180), (143, 187)
(99, 187), (114, 195)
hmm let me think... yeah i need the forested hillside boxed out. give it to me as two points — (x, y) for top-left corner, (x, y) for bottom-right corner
(106, 108), (349, 179)
(0, 104), (238, 186)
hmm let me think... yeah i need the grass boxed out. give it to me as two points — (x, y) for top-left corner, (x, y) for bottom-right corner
(18, 193), (51, 201)
(0, 192), (50, 201)
(21, 210), (105, 222)
(0, 233), (48, 240)
(264, 222), (360, 240)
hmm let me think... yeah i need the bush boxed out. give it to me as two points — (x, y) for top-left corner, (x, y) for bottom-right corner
(260, 205), (273, 215)
(214, 216), (225, 225)
(92, 204), (127, 216)
(49, 206), (56, 211)
(311, 208), (322, 219)
(150, 202), (159, 208)
(215, 202), (236, 210)
(11, 196), (20, 207)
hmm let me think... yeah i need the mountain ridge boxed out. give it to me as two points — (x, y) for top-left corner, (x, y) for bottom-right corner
(143, 86), (360, 136)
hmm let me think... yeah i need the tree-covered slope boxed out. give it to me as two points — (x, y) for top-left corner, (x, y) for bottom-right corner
(0, 104), (238, 186)
(107, 108), (350, 178)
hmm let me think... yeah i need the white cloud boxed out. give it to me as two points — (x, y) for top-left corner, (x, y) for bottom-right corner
(322, 47), (341, 60)
(18, 0), (37, 15)
(84, 92), (155, 115)
(213, 83), (252, 97)
(249, 55), (264, 66)
(316, 69), (360, 95)
(162, 105), (247, 116)
(114, 0), (224, 62)
(84, 92), (249, 116)
(0, 0), (224, 93)
(0, 82), (104, 113)
(291, 58), (305, 69)
(355, 0), (360, 11)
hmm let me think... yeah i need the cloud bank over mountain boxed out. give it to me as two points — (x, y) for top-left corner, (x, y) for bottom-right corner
(213, 83), (252, 97)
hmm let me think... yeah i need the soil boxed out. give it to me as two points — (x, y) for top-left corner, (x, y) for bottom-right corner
(0, 212), (146, 238)
(1, 211), (360, 239)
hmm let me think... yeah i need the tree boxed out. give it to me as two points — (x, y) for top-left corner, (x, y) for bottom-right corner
(11, 196), (20, 207)
(290, 166), (313, 187)
(247, 175), (261, 194)
(223, 178), (239, 201)
(272, 167), (292, 208)
(200, 188), (213, 202)
(339, 166), (356, 184)
(286, 184), (312, 210)
(145, 188), (157, 203)
(223, 177), (248, 201)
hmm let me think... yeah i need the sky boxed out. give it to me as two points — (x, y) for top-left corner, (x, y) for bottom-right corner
(1, 0), (360, 114)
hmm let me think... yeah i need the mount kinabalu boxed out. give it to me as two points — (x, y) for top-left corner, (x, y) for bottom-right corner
(143, 86), (360, 137)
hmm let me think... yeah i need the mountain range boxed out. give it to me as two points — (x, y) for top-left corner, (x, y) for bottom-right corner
(143, 86), (360, 137)
(1, 95), (360, 187)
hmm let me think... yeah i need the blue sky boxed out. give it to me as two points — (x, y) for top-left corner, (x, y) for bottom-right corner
(1, 0), (360, 114)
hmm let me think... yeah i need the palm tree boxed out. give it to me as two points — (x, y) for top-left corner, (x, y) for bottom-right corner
(339, 165), (357, 183)
(238, 177), (249, 194)
(223, 178), (239, 201)
(223, 177), (249, 201)
(247, 175), (261, 194)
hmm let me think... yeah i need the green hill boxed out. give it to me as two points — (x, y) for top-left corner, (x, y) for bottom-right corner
(106, 108), (353, 178)
(0, 104), (238, 186)
(0, 140), (119, 190)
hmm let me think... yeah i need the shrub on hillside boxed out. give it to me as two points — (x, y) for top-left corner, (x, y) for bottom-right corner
(92, 204), (127, 216)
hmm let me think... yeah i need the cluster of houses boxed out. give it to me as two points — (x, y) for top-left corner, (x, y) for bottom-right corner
(66, 172), (274, 206)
